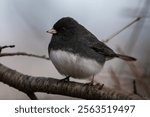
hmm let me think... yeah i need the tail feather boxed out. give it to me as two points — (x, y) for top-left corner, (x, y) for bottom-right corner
(117, 54), (136, 61)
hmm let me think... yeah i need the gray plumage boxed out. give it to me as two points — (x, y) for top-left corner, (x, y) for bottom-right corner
(47, 17), (136, 79)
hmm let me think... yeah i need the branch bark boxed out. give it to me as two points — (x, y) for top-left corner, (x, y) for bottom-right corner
(0, 63), (144, 100)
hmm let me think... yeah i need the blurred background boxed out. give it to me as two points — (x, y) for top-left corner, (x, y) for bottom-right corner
(0, 0), (150, 99)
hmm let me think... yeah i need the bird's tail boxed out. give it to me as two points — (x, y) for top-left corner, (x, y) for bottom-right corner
(116, 54), (136, 61)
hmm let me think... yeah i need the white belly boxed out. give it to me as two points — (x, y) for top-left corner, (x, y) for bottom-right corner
(50, 50), (102, 79)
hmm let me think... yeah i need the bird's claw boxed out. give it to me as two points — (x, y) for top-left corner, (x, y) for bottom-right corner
(95, 83), (104, 90)
(84, 80), (94, 86)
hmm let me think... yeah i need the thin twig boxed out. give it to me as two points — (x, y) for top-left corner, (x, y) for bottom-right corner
(133, 80), (137, 95)
(102, 17), (142, 43)
(133, 80), (144, 98)
(0, 45), (15, 53)
(0, 45), (50, 61)
(0, 52), (50, 60)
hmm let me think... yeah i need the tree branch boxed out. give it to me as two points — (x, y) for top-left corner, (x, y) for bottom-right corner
(0, 63), (144, 100)
(0, 45), (15, 53)
(0, 52), (50, 60)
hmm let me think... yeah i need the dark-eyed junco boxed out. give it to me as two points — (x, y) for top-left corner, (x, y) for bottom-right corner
(47, 17), (136, 81)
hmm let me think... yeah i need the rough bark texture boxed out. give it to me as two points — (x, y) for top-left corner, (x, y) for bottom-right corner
(0, 63), (144, 100)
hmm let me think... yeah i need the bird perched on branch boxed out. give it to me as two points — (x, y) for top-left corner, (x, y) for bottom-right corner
(47, 17), (136, 82)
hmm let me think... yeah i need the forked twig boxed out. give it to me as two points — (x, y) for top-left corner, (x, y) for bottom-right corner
(0, 45), (15, 53)
(0, 45), (49, 60)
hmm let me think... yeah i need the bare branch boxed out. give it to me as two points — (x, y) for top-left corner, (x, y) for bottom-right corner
(0, 63), (145, 100)
(102, 17), (142, 43)
(133, 80), (137, 95)
(0, 52), (50, 60)
(0, 45), (15, 53)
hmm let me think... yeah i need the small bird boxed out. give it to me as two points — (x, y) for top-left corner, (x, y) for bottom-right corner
(47, 17), (136, 82)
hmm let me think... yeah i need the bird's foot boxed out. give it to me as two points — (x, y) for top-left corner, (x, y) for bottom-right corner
(95, 83), (104, 90)
(84, 80), (94, 86)
(60, 76), (70, 82)
(84, 75), (95, 86)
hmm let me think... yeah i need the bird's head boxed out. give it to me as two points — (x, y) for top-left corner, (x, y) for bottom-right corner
(47, 17), (79, 36)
